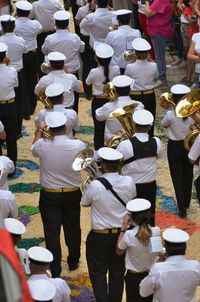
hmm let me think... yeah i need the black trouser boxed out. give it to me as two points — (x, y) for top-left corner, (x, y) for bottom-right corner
(132, 2), (143, 33)
(0, 102), (17, 166)
(66, 0), (80, 34)
(130, 91), (156, 136)
(39, 189), (82, 277)
(167, 140), (193, 215)
(136, 181), (157, 226)
(125, 271), (152, 302)
(14, 71), (23, 136)
(22, 51), (38, 117)
(86, 231), (125, 302)
(80, 35), (95, 99)
(92, 97), (108, 150)
(37, 31), (55, 78)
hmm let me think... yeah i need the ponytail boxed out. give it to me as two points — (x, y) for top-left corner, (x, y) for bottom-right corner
(97, 56), (112, 84)
(132, 211), (152, 246)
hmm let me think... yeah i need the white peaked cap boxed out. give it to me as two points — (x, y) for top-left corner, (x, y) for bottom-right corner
(53, 10), (70, 21)
(132, 38), (151, 51)
(45, 111), (67, 128)
(162, 228), (189, 243)
(95, 43), (114, 58)
(132, 109), (154, 125)
(126, 198), (151, 212)
(0, 14), (16, 22)
(28, 246), (53, 263)
(114, 9), (132, 16)
(0, 42), (8, 53)
(4, 218), (26, 235)
(112, 75), (132, 88)
(45, 83), (64, 97)
(47, 51), (66, 61)
(170, 84), (191, 94)
(29, 279), (56, 301)
(98, 147), (123, 161)
(16, 0), (32, 11)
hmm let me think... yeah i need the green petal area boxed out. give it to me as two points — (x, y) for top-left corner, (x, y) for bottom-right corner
(18, 205), (39, 215)
(9, 183), (41, 193)
(17, 238), (44, 249)
(77, 126), (94, 135)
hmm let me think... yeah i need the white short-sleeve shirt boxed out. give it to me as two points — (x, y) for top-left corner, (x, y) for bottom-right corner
(119, 225), (160, 271)
(0, 190), (18, 218)
(117, 133), (163, 183)
(81, 172), (136, 229)
(161, 110), (194, 141)
(192, 32), (200, 73)
(0, 156), (15, 190)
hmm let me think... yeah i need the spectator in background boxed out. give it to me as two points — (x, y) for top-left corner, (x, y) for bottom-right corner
(0, 0), (14, 16)
(178, 0), (196, 84)
(188, 28), (200, 87)
(145, 0), (173, 84)
(0, 120), (6, 156)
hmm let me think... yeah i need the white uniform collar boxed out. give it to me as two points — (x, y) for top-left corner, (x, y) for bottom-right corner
(102, 172), (120, 177)
(117, 96), (132, 101)
(29, 274), (48, 280)
(50, 70), (65, 74)
(119, 25), (131, 29)
(167, 255), (186, 262)
(95, 8), (109, 15)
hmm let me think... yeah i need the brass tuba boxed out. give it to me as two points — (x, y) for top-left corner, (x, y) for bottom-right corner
(39, 88), (53, 110)
(72, 148), (101, 191)
(106, 102), (138, 148)
(175, 89), (200, 150)
(159, 92), (176, 109)
(103, 82), (118, 102)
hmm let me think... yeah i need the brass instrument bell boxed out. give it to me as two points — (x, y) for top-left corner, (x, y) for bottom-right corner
(72, 148), (101, 190)
(123, 50), (136, 62)
(159, 92), (175, 109)
(106, 102), (139, 148)
(103, 82), (118, 102)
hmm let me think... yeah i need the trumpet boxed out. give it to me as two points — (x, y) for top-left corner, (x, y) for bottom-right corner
(124, 50), (136, 62)
(72, 148), (101, 191)
(175, 89), (200, 150)
(106, 102), (138, 148)
(103, 82), (118, 102)
(159, 92), (176, 109)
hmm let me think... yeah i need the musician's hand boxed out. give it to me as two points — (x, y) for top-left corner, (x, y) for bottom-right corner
(0, 130), (6, 141)
(39, 121), (46, 130)
(122, 214), (130, 229)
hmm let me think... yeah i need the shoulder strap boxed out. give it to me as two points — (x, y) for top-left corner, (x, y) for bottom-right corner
(97, 177), (126, 208)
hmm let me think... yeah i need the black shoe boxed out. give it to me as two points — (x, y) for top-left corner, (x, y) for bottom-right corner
(178, 211), (187, 219)
(68, 262), (79, 271)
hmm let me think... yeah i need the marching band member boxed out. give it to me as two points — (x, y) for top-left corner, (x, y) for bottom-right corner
(35, 51), (82, 111)
(81, 147), (136, 302)
(86, 43), (120, 150)
(42, 10), (85, 113)
(30, 0), (64, 78)
(4, 218), (29, 274)
(0, 189), (18, 218)
(0, 15), (27, 136)
(35, 83), (78, 139)
(96, 74), (143, 146)
(28, 246), (71, 302)
(125, 37), (158, 136)
(117, 198), (160, 302)
(140, 228), (200, 302)
(32, 111), (86, 277)
(105, 9), (141, 74)
(15, 0), (42, 118)
(0, 155), (15, 189)
(29, 279), (56, 302)
(161, 84), (194, 218)
(79, 0), (114, 49)
(0, 42), (18, 167)
(117, 109), (163, 226)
